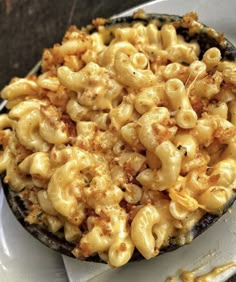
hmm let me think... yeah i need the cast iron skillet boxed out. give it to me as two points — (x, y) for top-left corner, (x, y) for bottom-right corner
(2, 13), (236, 263)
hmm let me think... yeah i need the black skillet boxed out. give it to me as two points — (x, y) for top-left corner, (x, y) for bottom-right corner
(2, 13), (236, 263)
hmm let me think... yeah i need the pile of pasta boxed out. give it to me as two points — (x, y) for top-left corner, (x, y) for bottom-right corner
(1, 11), (236, 267)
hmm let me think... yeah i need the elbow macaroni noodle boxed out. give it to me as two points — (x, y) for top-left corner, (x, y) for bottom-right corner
(0, 11), (236, 267)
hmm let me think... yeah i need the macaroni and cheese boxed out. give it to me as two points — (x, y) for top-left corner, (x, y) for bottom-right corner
(1, 11), (236, 267)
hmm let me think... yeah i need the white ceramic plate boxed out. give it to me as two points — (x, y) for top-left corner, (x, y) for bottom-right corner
(63, 0), (236, 281)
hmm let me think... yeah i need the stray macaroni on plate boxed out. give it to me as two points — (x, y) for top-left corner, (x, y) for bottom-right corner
(1, 11), (236, 267)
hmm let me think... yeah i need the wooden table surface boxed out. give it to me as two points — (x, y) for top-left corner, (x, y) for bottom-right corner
(0, 1), (235, 281)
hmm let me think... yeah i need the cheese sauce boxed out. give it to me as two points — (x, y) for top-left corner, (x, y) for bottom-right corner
(180, 262), (236, 282)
